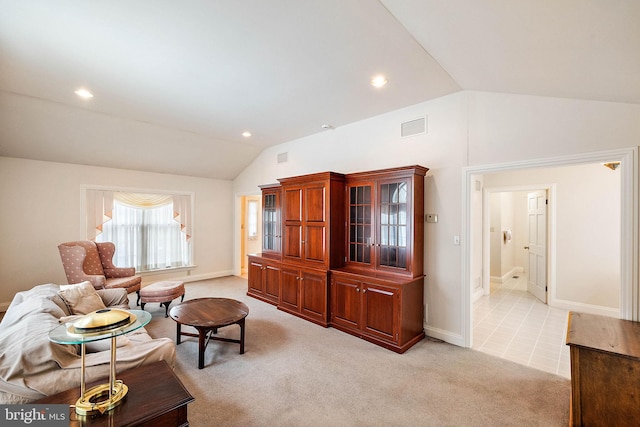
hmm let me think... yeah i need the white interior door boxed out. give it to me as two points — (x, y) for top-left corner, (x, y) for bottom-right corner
(527, 191), (547, 302)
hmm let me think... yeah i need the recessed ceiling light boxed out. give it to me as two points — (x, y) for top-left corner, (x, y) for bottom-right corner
(74, 88), (94, 98)
(242, 131), (252, 138)
(74, 88), (94, 99)
(370, 75), (388, 88)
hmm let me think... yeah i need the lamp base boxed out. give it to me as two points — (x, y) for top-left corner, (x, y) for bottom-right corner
(75, 380), (128, 416)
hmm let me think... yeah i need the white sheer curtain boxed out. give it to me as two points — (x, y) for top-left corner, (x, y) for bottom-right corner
(94, 192), (192, 272)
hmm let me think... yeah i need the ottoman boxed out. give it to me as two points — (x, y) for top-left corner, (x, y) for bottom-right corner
(140, 281), (186, 317)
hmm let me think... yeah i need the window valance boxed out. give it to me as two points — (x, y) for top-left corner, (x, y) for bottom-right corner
(86, 189), (192, 241)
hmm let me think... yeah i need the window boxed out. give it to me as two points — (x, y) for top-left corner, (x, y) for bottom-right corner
(247, 200), (258, 240)
(88, 190), (192, 272)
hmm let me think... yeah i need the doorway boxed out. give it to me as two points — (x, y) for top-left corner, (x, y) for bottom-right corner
(481, 187), (551, 303)
(471, 161), (623, 377)
(239, 194), (261, 277)
(463, 147), (637, 349)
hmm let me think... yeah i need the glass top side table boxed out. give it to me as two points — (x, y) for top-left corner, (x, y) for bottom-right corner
(49, 309), (151, 416)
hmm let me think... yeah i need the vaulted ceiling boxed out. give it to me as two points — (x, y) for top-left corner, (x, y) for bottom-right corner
(1, 1), (638, 179)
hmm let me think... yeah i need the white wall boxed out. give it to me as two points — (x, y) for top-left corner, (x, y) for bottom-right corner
(500, 192), (517, 277)
(0, 157), (234, 306)
(233, 90), (639, 346)
(467, 92), (640, 166)
(489, 192), (518, 280)
(513, 192), (528, 272)
(489, 193), (502, 278)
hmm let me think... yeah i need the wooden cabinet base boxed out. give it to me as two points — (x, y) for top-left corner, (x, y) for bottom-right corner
(35, 360), (194, 427)
(331, 322), (425, 353)
(247, 255), (280, 305)
(330, 268), (425, 353)
(278, 305), (329, 328)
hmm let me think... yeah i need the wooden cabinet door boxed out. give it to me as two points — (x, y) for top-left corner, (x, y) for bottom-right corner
(300, 269), (327, 323)
(282, 182), (328, 266)
(303, 183), (327, 265)
(283, 186), (303, 262)
(361, 282), (398, 344)
(279, 266), (300, 312)
(263, 262), (280, 301)
(330, 275), (361, 331)
(247, 258), (264, 295)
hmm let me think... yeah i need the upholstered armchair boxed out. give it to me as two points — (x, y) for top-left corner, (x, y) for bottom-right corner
(58, 241), (141, 305)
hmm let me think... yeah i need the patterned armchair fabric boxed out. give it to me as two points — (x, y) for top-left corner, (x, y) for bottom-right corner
(58, 241), (142, 299)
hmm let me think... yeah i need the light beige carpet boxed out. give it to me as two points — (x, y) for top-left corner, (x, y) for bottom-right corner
(137, 276), (570, 427)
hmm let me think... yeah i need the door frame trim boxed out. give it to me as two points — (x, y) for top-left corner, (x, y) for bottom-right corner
(462, 147), (638, 348)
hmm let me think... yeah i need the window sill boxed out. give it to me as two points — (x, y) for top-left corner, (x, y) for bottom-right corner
(138, 265), (197, 276)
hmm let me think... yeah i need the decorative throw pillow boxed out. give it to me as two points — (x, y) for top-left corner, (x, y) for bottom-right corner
(57, 281), (106, 315)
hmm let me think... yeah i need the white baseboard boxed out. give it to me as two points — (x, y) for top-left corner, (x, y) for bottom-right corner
(550, 298), (620, 318)
(182, 270), (235, 283)
(424, 324), (465, 347)
(491, 267), (524, 284)
(140, 270), (235, 287)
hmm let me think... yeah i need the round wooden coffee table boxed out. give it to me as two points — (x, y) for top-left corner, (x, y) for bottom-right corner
(169, 298), (249, 369)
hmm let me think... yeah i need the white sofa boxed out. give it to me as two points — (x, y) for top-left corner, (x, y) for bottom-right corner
(0, 283), (175, 403)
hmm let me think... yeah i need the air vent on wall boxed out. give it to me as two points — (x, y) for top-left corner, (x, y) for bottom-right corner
(401, 116), (427, 138)
(277, 152), (288, 163)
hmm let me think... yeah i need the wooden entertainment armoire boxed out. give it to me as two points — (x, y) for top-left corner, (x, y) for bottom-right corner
(247, 165), (428, 353)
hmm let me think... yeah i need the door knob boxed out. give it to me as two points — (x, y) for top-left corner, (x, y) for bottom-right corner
(524, 246), (530, 250)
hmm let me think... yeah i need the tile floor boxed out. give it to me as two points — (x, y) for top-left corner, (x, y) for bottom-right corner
(472, 274), (571, 379)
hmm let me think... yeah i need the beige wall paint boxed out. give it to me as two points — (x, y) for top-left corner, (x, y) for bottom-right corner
(0, 157), (234, 306)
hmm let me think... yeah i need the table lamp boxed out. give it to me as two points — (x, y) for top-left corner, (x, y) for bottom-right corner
(49, 308), (151, 416)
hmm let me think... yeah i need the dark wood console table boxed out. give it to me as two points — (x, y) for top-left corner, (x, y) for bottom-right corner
(566, 311), (640, 426)
(35, 360), (194, 426)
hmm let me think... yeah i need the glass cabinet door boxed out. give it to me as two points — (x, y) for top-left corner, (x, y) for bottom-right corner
(348, 184), (372, 266)
(262, 191), (280, 253)
(378, 180), (408, 270)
